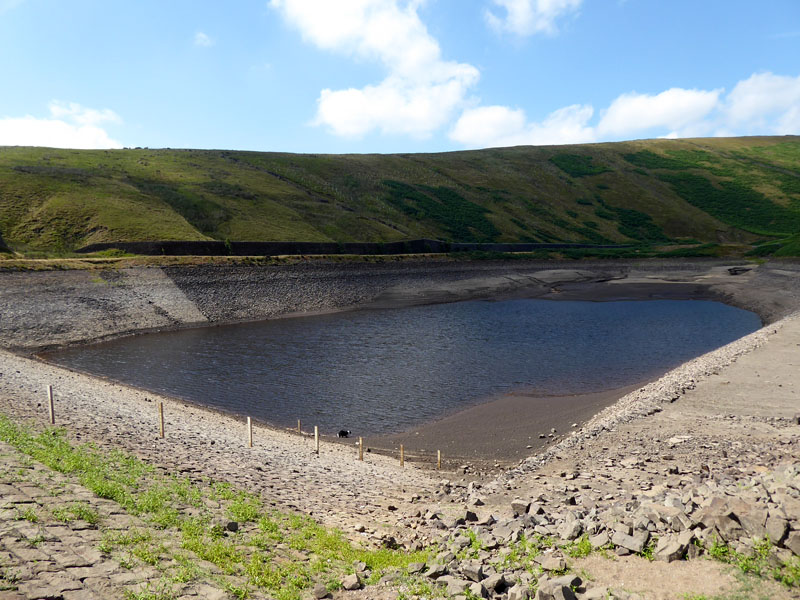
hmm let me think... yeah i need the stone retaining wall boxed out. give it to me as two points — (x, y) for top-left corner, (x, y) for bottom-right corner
(1, 258), (798, 352)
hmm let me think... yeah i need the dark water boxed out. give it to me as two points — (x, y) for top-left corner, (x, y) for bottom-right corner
(45, 299), (761, 435)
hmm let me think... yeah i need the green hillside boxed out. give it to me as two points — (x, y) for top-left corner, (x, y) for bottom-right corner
(1, 136), (799, 256)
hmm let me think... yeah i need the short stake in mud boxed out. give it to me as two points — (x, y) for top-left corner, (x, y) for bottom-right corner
(158, 402), (165, 439)
(47, 385), (55, 425)
(400, 444), (404, 468)
(359, 437), (363, 461)
(297, 419), (301, 435)
(437, 449), (441, 470)
(247, 417), (253, 448)
(314, 426), (319, 455)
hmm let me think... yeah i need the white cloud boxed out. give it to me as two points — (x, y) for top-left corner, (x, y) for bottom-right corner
(485, 0), (582, 36)
(596, 88), (722, 138)
(450, 72), (800, 149)
(194, 31), (214, 47)
(270, 0), (479, 138)
(0, 102), (122, 149)
(450, 104), (594, 147)
(48, 101), (121, 127)
(724, 72), (800, 133)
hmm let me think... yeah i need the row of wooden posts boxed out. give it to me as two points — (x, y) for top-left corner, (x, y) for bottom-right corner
(45, 386), (443, 470)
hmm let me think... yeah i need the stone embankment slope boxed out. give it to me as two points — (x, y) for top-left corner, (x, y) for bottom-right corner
(2, 258), (799, 352)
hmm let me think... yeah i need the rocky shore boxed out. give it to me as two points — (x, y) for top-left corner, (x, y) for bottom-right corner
(1, 257), (800, 599)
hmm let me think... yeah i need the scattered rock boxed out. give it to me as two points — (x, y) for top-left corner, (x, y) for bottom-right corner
(341, 573), (360, 591)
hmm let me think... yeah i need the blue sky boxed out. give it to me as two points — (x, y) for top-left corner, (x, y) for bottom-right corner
(1, 0), (799, 153)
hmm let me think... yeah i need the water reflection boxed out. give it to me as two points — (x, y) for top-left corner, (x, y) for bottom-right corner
(45, 299), (761, 435)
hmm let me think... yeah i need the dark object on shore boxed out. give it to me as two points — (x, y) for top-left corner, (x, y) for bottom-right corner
(338, 429), (351, 438)
(728, 266), (751, 276)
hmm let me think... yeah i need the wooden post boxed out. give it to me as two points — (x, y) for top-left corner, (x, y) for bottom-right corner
(314, 426), (319, 455)
(297, 419), (301, 435)
(247, 417), (253, 448)
(359, 437), (363, 461)
(400, 444), (404, 468)
(47, 385), (55, 425)
(437, 449), (441, 470)
(158, 402), (164, 439)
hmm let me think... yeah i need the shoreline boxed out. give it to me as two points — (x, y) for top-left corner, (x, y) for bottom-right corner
(1, 258), (799, 474)
(30, 278), (763, 466)
(371, 383), (645, 469)
(7, 258), (794, 471)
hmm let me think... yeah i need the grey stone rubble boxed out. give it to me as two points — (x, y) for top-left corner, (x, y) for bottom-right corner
(389, 459), (799, 599)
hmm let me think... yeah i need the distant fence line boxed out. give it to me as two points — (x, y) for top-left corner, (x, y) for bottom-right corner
(76, 239), (633, 257)
(44, 385), (445, 470)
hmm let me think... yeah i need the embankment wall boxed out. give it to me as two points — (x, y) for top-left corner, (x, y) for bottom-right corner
(1, 258), (799, 352)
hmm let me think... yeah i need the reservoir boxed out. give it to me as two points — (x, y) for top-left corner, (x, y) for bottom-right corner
(44, 299), (761, 436)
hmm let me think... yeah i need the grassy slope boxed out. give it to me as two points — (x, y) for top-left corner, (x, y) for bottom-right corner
(0, 136), (798, 255)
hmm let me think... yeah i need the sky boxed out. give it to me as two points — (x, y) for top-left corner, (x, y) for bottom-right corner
(1, 0), (799, 153)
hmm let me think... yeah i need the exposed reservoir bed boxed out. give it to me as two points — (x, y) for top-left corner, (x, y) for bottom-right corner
(43, 298), (762, 449)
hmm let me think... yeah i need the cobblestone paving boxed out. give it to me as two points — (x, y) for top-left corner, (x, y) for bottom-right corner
(0, 441), (262, 600)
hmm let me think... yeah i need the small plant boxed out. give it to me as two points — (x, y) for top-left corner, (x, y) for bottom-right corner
(52, 502), (100, 525)
(15, 507), (39, 523)
(123, 579), (177, 600)
(132, 541), (165, 566)
(0, 566), (20, 591)
(564, 534), (593, 559)
(639, 537), (657, 561)
(775, 556), (800, 587)
(705, 536), (800, 588)
(228, 492), (262, 523)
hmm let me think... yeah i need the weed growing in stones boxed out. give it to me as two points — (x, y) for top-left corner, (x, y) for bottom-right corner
(0, 565), (20, 592)
(564, 534), (593, 559)
(705, 536), (799, 588)
(639, 537), (657, 561)
(52, 501), (100, 525)
(228, 491), (262, 523)
(14, 507), (39, 522)
(123, 579), (177, 600)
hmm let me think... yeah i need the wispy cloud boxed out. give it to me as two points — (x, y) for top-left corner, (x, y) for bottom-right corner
(194, 31), (214, 47)
(0, 0), (26, 16)
(485, 0), (582, 36)
(0, 101), (123, 149)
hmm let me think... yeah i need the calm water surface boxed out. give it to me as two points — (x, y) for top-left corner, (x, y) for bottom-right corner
(46, 299), (761, 435)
